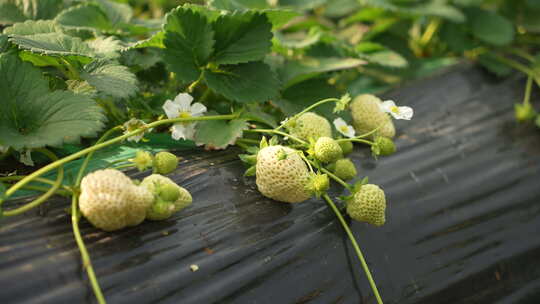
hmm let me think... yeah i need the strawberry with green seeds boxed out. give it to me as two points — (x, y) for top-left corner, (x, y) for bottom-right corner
(346, 184), (386, 226)
(338, 140), (353, 155)
(328, 158), (357, 181)
(256, 145), (311, 203)
(140, 174), (192, 220)
(372, 136), (396, 156)
(350, 94), (395, 138)
(79, 169), (154, 231)
(153, 151), (179, 174)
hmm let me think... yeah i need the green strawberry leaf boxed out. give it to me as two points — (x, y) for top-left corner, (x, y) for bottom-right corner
(204, 61), (280, 103)
(211, 12), (272, 65)
(87, 36), (124, 58)
(194, 116), (248, 149)
(95, 0), (132, 25)
(273, 29), (320, 49)
(279, 57), (365, 88)
(360, 0), (465, 22)
(3, 20), (61, 35)
(163, 5), (215, 83)
(208, 1), (298, 29)
(359, 49), (408, 68)
(0, 0), (63, 25)
(55, 3), (113, 31)
(81, 59), (138, 99)
(18, 50), (62, 67)
(210, 0), (270, 10)
(127, 31), (165, 49)
(0, 34), (9, 53)
(0, 53), (106, 150)
(8, 32), (94, 60)
(241, 103), (278, 128)
(244, 165), (256, 176)
(466, 8), (515, 46)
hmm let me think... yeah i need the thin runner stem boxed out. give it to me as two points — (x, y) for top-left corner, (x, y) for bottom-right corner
(3, 149), (64, 216)
(71, 195), (106, 304)
(322, 194), (383, 304)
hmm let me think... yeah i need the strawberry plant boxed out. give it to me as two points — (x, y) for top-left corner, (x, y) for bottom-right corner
(0, 0), (539, 303)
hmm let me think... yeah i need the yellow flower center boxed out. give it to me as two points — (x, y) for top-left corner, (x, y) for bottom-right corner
(390, 106), (399, 114)
(340, 126), (349, 133)
(178, 111), (192, 119)
(178, 111), (192, 125)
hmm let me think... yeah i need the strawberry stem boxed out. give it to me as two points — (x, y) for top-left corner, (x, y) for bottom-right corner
(3, 149), (65, 217)
(245, 129), (308, 145)
(71, 195), (107, 304)
(322, 194), (384, 304)
(523, 75), (533, 106)
(274, 97), (340, 131)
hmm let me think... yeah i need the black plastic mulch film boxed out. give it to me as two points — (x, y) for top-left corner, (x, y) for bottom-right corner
(1, 64), (540, 304)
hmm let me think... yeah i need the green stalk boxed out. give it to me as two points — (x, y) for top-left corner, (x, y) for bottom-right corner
(187, 71), (205, 93)
(320, 167), (352, 192)
(523, 75), (533, 106)
(0, 114), (237, 207)
(0, 176), (67, 188)
(322, 194), (383, 304)
(11, 185), (71, 197)
(70, 125), (119, 304)
(506, 48), (536, 63)
(245, 129), (308, 145)
(71, 195), (106, 304)
(275, 98), (340, 131)
(111, 163), (136, 170)
(4, 149), (64, 216)
(236, 138), (260, 145)
(75, 126), (122, 185)
(336, 138), (374, 146)
(492, 54), (537, 77)
(419, 18), (441, 47)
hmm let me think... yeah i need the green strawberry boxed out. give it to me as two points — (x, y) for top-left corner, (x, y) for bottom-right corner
(288, 112), (332, 141)
(346, 184), (386, 226)
(339, 140), (353, 155)
(350, 94), (395, 138)
(153, 151), (179, 174)
(329, 158), (357, 181)
(140, 174), (192, 220)
(372, 136), (396, 156)
(314, 137), (343, 163)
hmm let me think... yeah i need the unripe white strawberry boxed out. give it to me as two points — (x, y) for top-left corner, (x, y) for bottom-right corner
(350, 94), (395, 138)
(79, 169), (154, 231)
(346, 184), (386, 226)
(140, 174), (192, 220)
(288, 112), (332, 141)
(256, 145), (311, 203)
(314, 137), (343, 163)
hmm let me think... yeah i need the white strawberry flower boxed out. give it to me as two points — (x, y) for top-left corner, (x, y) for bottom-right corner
(379, 100), (413, 120)
(333, 118), (355, 138)
(123, 118), (149, 142)
(163, 93), (207, 140)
